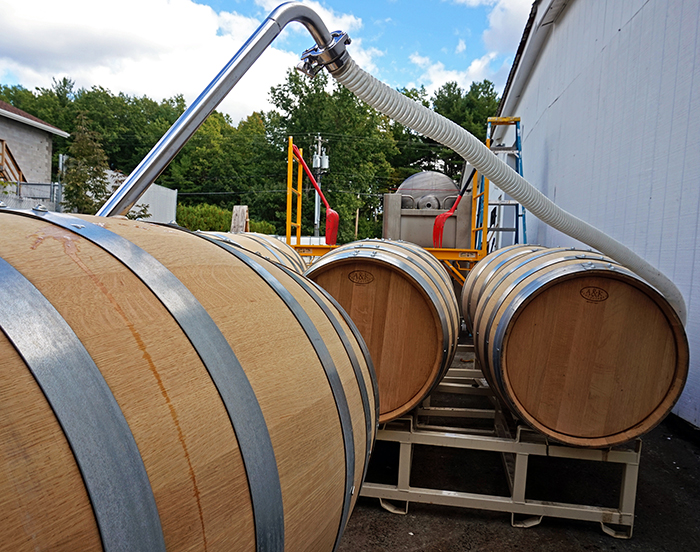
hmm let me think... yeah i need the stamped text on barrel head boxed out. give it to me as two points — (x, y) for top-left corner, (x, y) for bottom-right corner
(348, 270), (375, 285)
(580, 286), (609, 302)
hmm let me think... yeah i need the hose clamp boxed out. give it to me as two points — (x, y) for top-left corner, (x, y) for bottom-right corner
(297, 30), (351, 77)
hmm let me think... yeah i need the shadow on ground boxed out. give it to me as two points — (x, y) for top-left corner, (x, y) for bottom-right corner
(339, 414), (700, 552)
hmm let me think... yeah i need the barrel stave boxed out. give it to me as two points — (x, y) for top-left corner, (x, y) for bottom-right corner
(0, 212), (376, 551)
(466, 246), (688, 448)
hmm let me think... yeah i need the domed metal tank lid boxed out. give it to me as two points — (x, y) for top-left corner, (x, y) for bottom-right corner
(396, 171), (459, 209)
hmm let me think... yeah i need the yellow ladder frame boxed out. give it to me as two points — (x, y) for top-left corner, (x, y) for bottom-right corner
(285, 137), (303, 246)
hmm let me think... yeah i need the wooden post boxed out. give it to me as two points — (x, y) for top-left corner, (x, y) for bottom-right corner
(230, 205), (249, 233)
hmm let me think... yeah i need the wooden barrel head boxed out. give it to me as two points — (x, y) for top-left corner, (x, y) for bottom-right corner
(503, 273), (687, 445)
(306, 239), (459, 423)
(310, 258), (441, 421)
(471, 248), (689, 448)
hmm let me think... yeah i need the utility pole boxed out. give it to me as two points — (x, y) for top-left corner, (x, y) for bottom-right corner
(312, 134), (328, 238)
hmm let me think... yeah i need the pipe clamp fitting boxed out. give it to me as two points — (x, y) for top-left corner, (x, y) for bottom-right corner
(298, 31), (351, 77)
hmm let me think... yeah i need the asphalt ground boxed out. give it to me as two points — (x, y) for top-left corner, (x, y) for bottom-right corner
(338, 355), (700, 551)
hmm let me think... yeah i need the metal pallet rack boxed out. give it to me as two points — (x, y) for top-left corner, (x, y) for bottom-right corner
(360, 345), (641, 539)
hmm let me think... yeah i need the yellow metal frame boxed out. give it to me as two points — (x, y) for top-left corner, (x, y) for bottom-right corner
(293, 244), (336, 257)
(488, 116), (521, 125)
(285, 137), (304, 246)
(286, 136), (339, 257)
(284, 134), (502, 283)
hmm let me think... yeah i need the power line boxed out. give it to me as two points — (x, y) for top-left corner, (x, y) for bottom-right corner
(177, 189), (385, 198)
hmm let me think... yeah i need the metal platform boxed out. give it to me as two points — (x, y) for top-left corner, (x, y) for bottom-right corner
(360, 345), (641, 539)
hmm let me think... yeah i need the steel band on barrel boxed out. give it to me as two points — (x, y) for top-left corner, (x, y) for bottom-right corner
(15, 209), (284, 552)
(0, 254), (166, 552)
(189, 230), (356, 552)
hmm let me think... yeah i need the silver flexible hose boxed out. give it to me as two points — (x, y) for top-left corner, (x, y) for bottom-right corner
(330, 58), (687, 325)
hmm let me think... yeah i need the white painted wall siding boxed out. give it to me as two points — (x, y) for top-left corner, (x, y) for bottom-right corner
(139, 183), (178, 224)
(499, 0), (700, 426)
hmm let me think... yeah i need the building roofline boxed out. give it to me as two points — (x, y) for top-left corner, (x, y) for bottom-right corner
(497, 0), (571, 122)
(0, 100), (70, 138)
(497, 1), (539, 116)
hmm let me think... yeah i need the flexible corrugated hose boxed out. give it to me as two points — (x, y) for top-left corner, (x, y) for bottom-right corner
(329, 57), (687, 325)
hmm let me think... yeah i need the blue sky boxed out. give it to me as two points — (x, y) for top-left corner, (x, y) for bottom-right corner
(0, 0), (531, 123)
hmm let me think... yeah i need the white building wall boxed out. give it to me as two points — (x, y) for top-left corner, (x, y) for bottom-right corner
(139, 184), (178, 223)
(499, 0), (700, 426)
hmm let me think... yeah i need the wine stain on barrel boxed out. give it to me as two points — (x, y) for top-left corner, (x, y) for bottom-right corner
(30, 226), (209, 548)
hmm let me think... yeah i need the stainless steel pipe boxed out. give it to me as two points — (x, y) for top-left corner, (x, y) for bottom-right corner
(97, 2), (339, 217)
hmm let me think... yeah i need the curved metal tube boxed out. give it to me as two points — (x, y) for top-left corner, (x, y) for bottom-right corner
(97, 2), (335, 217)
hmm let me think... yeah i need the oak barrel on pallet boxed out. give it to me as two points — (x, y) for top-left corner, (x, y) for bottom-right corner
(462, 244), (545, 330)
(305, 239), (459, 423)
(202, 231), (306, 273)
(465, 247), (688, 448)
(0, 209), (377, 552)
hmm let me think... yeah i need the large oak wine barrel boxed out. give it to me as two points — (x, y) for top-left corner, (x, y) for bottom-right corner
(466, 246), (688, 448)
(202, 231), (306, 273)
(0, 208), (377, 552)
(305, 239), (459, 423)
(461, 244), (544, 331)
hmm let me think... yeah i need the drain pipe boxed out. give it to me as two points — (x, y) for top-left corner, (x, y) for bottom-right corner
(311, 57), (687, 325)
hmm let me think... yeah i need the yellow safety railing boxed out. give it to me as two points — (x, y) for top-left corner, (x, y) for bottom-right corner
(285, 136), (337, 257)
(284, 135), (495, 282)
(285, 137), (303, 247)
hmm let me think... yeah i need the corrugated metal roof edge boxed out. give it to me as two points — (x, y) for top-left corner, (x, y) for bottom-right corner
(497, 1), (540, 117)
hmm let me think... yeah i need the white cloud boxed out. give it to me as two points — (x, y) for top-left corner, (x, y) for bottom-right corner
(450, 0), (497, 6)
(254, 0), (364, 36)
(409, 52), (498, 96)
(0, 0), (528, 122)
(448, 0), (531, 55)
(409, 53), (432, 69)
(483, 0), (532, 52)
(404, 0), (529, 95)
(0, 0), (382, 124)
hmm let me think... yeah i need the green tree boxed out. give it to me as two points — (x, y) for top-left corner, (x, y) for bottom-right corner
(2, 72), (498, 236)
(158, 110), (242, 203)
(462, 80), (500, 142)
(1, 79), (186, 181)
(265, 69), (397, 242)
(430, 79), (500, 178)
(236, 112), (289, 232)
(385, 86), (437, 187)
(61, 113), (110, 214)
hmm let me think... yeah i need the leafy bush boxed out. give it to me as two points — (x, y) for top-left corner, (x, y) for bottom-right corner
(176, 203), (277, 234)
(176, 203), (230, 231)
(249, 219), (276, 234)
